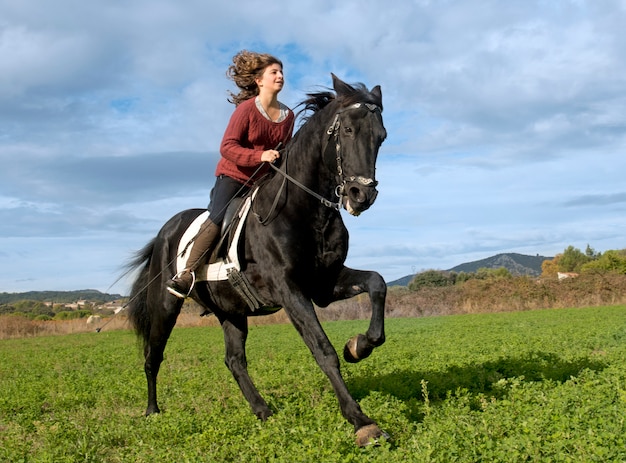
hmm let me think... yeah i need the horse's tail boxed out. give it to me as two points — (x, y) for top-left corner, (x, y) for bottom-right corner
(125, 237), (157, 348)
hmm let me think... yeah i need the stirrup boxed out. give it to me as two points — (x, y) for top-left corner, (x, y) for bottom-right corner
(166, 270), (196, 299)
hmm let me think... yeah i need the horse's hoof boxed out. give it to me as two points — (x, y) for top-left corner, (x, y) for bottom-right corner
(145, 405), (160, 416)
(343, 334), (372, 363)
(355, 424), (389, 447)
(255, 408), (274, 421)
(344, 336), (359, 363)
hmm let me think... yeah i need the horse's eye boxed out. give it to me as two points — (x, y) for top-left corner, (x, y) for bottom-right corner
(344, 127), (353, 134)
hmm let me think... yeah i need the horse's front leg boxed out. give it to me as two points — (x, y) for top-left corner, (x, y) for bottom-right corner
(220, 314), (273, 420)
(283, 294), (386, 446)
(333, 267), (386, 363)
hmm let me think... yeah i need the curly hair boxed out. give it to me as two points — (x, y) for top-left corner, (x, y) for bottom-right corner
(226, 50), (283, 106)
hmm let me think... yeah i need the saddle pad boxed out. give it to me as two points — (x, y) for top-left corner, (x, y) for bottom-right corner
(175, 196), (253, 282)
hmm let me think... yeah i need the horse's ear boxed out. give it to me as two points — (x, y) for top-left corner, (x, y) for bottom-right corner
(331, 73), (353, 97)
(331, 73), (341, 87)
(370, 85), (383, 110)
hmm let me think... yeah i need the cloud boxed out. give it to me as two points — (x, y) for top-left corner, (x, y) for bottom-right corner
(0, 151), (218, 206)
(564, 192), (626, 207)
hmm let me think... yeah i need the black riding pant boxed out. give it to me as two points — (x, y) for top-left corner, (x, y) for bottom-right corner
(207, 175), (250, 225)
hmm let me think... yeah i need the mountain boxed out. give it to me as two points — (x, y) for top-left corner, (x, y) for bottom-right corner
(387, 252), (553, 286)
(0, 289), (124, 305)
(449, 253), (551, 276)
(386, 274), (415, 287)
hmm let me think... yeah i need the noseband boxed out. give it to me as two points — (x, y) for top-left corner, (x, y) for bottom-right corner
(263, 102), (381, 220)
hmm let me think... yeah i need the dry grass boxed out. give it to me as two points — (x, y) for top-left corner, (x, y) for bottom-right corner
(383, 271), (626, 318)
(0, 315), (130, 339)
(2, 272), (625, 340)
(0, 308), (294, 340)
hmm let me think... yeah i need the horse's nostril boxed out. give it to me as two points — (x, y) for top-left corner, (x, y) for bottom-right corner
(349, 186), (366, 203)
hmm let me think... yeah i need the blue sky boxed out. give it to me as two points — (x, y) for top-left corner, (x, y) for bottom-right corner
(1, 0), (625, 294)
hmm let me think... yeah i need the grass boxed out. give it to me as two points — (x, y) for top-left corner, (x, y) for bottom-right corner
(1, 305), (625, 462)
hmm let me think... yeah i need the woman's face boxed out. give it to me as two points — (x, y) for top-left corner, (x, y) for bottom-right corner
(256, 63), (284, 94)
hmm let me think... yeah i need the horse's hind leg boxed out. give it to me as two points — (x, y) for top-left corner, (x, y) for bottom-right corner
(332, 268), (386, 363)
(144, 296), (182, 415)
(220, 314), (273, 420)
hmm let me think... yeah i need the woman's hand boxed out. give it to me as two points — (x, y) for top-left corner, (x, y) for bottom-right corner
(261, 149), (280, 163)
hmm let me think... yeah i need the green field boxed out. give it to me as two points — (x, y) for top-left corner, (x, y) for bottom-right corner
(1, 305), (625, 462)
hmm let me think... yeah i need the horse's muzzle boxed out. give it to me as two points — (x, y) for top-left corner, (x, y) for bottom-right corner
(343, 182), (379, 216)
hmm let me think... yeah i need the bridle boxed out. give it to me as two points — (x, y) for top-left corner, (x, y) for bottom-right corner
(264, 102), (382, 217)
(326, 102), (381, 200)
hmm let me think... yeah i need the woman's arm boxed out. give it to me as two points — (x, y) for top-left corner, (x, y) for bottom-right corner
(220, 104), (264, 167)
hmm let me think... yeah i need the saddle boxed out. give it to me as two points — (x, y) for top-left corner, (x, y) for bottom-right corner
(174, 190), (275, 312)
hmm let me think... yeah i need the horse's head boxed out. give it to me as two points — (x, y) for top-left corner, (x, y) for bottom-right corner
(324, 75), (386, 216)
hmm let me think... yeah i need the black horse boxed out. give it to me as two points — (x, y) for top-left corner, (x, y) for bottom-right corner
(126, 75), (388, 446)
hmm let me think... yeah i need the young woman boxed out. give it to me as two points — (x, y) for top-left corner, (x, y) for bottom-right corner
(167, 50), (295, 298)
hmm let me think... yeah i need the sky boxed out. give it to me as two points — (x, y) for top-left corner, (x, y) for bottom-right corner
(1, 0), (625, 294)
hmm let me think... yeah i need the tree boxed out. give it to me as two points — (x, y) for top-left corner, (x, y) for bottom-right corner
(585, 244), (601, 259)
(541, 257), (559, 279)
(558, 246), (592, 272)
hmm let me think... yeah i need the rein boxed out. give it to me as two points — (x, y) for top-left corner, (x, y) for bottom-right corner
(257, 102), (381, 223)
(268, 162), (341, 210)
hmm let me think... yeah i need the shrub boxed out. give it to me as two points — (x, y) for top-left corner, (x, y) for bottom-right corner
(474, 267), (512, 280)
(409, 270), (456, 290)
(53, 310), (92, 321)
(581, 249), (626, 274)
(456, 267), (513, 284)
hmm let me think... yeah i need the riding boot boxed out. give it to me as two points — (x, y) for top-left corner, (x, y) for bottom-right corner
(166, 219), (221, 298)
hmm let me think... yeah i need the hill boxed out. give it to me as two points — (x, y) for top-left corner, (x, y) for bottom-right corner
(0, 290), (124, 305)
(3, 253), (553, 298)
(387, 252), (552, 286)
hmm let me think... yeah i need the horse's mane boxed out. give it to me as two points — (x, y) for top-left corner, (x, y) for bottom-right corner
(295, 78), (383, 124)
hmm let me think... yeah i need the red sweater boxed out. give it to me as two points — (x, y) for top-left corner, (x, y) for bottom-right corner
(217, 97), (294, 184)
